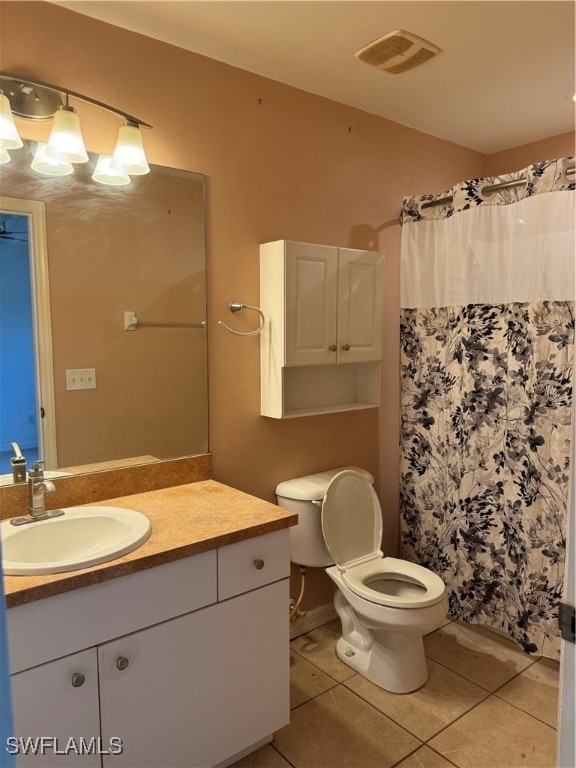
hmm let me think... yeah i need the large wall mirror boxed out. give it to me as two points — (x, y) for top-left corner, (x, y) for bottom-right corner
(0, 141), (208, 484)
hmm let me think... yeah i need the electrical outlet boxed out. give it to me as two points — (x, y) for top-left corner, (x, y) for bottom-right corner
(66, 368), (97, 391)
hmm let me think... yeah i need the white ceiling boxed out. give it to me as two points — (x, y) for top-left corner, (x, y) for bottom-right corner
(55, 1), (575, 154)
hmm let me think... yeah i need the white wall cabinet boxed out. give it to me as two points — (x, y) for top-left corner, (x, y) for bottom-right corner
(8, 530), (290, 768)
(260, 239), (383, 418)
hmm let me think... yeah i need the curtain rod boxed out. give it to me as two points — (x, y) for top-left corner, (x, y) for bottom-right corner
(420, 165), (575, 210)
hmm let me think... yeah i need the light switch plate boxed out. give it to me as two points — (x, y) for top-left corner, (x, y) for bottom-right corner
(66, 368), (96, 391)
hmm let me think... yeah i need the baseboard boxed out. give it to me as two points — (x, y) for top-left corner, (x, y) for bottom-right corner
(215, 736), (272, 767)
(289, 602), (337, 640)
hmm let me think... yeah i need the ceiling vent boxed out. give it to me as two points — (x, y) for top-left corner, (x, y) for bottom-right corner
(355, 30), (441, 74)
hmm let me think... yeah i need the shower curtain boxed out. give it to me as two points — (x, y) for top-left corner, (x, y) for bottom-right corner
(399, 157), (575, 659)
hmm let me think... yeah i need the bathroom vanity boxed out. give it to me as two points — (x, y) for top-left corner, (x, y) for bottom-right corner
(4, 480), (297, 768)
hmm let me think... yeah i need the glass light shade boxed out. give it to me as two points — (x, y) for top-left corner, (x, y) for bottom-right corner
(92, 154), (131, 186)
(0, 147), (10, 165)
(111, 123), (150, 175)
(31, 142), (74, 176)
(45, 105), (89, 163)
(0, 92), (23, 149)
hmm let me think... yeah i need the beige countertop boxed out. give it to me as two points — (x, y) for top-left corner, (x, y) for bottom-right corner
(3, 480), (297, 609)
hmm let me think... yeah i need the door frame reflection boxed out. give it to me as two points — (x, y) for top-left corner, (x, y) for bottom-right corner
(0, 196), (57, 473)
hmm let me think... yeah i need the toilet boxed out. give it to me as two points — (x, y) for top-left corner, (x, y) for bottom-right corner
(276, 466), (448, 693)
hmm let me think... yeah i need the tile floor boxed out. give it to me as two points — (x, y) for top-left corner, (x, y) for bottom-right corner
(232, 617), (560, 768)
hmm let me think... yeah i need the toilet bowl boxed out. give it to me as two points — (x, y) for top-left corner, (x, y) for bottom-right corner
(276, 467), (448, 693)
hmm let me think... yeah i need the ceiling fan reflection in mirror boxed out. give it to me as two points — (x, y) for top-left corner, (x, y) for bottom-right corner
(0, 217), (28, 242)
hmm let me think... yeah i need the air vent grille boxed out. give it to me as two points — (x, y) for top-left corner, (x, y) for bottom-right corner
(358, 34), (413, 66)
(355, 29), (441, 74)
(387, 47), (437, 74)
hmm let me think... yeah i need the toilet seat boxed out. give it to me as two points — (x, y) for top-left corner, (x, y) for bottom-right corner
(340, 557), (446, 608)
(321, 470), (445, 609)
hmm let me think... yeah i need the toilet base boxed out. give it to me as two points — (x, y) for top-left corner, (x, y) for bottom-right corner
(335, 633), (428, 693)
(333, 590), (430, 693)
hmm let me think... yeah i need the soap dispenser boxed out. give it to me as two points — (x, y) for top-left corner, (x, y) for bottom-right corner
(10, 442), (27, 483)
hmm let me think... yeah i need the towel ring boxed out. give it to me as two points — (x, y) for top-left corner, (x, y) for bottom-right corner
(217, 302), (265, 336)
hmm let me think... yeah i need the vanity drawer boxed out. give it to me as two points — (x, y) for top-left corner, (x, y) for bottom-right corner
(8, 551), (217, 674)
(218, 529), (290, 600)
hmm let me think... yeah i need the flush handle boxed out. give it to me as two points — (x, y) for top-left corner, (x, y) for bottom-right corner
(71, 673), (85, 688)
(253, 558), (265, 570)
(116, 656), (129, 671)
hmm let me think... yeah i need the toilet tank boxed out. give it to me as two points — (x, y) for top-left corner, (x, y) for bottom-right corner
(275, 466), (374, 567)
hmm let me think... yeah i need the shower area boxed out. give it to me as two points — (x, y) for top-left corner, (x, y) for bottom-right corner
(399, 156), (575, 659)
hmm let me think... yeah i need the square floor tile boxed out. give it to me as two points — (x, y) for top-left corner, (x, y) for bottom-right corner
(291, 619), (356, 682)
(290, 649), (338, 709)
(424, 621), (534, 691)
(229, 744), (292, 768)
(496, 657), (560, 727)
(395, 746), (456, 768)
(273, 685), (421, 768)
(429, 695), (557, 768)
(344, 658), (488, 740)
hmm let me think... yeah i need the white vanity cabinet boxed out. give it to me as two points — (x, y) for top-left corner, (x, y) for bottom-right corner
(99, 579), (287, 767)
(8, 529), (290, 768)
(260, 239), (383, 418)
(10, 649), (101, 767)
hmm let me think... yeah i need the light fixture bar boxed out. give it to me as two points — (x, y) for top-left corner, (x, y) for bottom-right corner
(0, 71), (152, 128)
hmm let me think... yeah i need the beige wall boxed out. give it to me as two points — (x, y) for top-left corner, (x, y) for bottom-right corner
(6, 2), (568, 610)
(487, 132), (575, 176)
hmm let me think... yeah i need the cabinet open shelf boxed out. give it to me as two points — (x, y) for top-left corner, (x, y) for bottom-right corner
(280, 362), (380, 418)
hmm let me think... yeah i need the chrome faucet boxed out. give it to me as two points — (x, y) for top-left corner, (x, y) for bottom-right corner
(10, 462), (64, 526)
(28, 461), (57, 518)
(10, 442), (27, 483)
(10, 461), (64, 525)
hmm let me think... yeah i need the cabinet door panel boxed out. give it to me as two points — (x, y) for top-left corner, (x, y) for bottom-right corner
(285, 242), (337, 365)
(11, 649), (100, 767)
(337, 249), (383, 362)
(99, 579), (289, 768)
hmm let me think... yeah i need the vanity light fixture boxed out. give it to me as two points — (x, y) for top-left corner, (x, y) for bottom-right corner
(0, 72), (152, 185)
(92, 154), (131, 186)
(0, 90), (23, 150)
(111, 121), (150, 175)
(45, 101), (89, 164)
(31, 141), (74, 177)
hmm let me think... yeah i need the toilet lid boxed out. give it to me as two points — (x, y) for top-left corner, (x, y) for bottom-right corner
(321, 470), (382, 569)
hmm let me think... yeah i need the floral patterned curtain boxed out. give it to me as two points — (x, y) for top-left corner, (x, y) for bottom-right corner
(400, 157), (575, 658)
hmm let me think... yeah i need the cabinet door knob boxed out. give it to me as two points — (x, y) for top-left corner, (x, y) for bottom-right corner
(341, 344), (351, 351)
(253, 558), (265, 570)
(116, 656), (129, 671)
(328, 344), (337, 352)
(71, 673), (85, 687)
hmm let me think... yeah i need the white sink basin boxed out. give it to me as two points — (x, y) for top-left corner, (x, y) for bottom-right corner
(1, 506), (151, 576)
